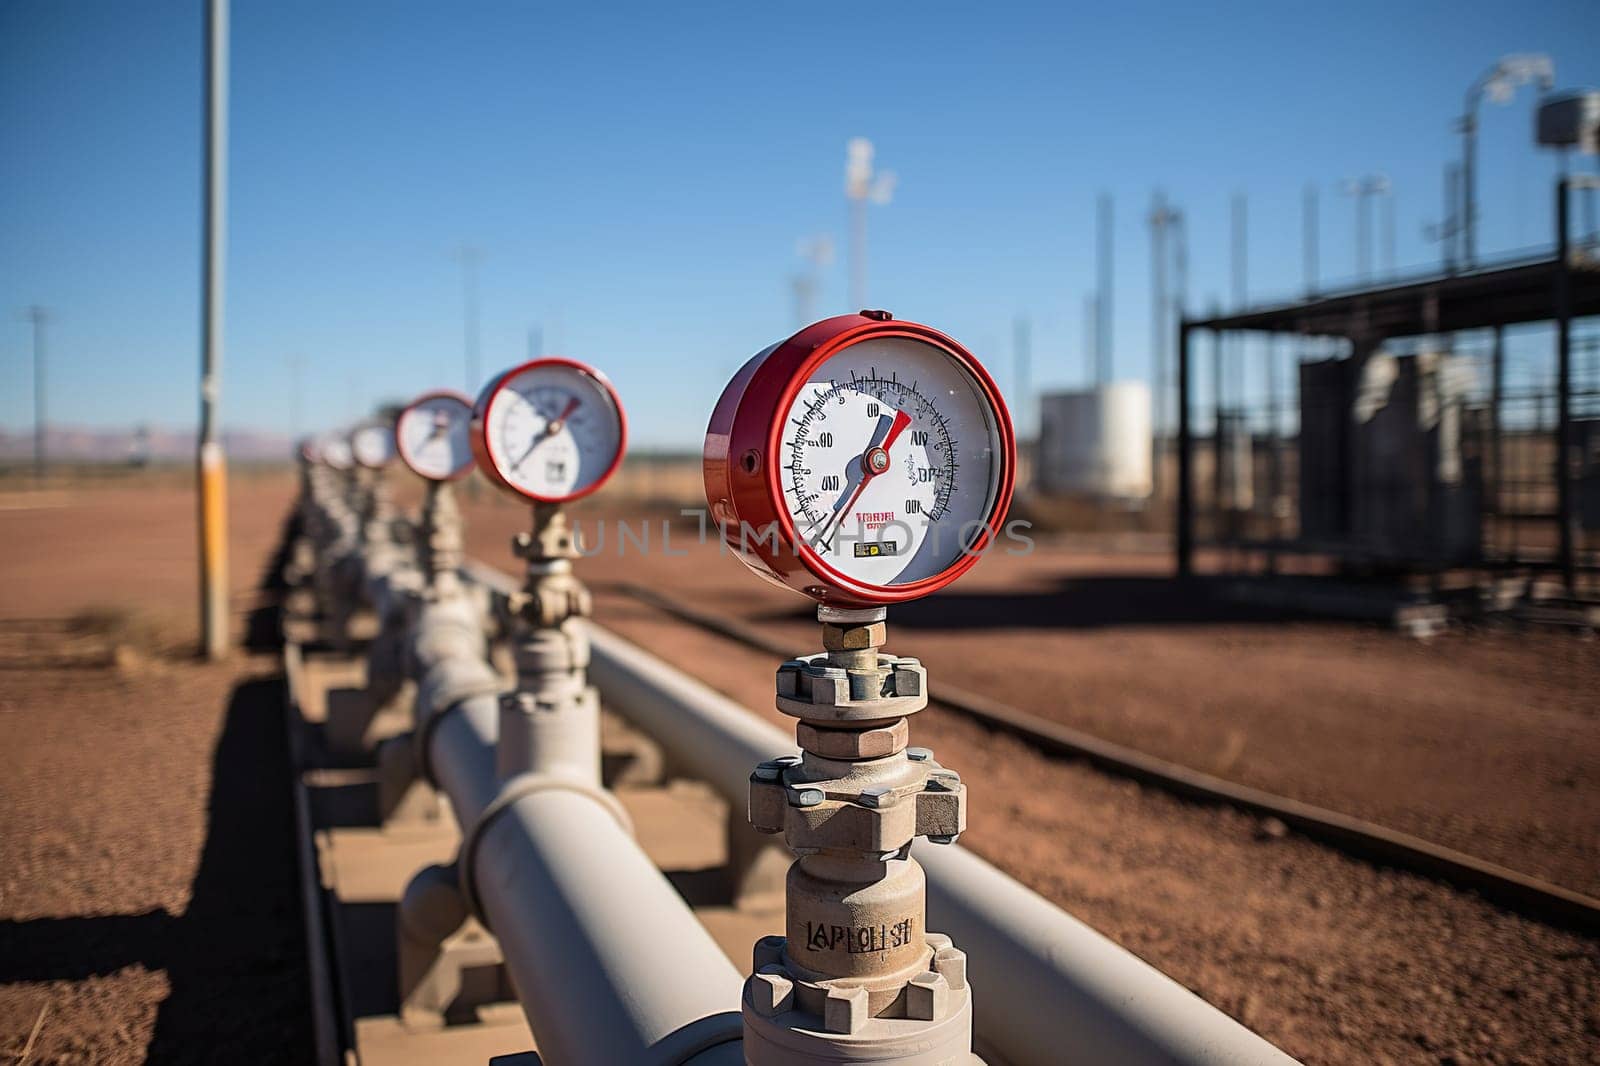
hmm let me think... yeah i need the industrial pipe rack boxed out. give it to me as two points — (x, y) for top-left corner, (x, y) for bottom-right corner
(283, 450), (1300, 1065)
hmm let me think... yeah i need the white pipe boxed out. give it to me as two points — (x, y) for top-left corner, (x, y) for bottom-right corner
(575, 618), (1299, 1066)
(419, 680), (747, 1064)
(474, 788), (746, 1066)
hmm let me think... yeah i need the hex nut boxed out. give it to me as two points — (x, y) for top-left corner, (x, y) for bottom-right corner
(906, 971), (950, 1021)
(933, 947), (968, 991)
(924, 932), (952, 953)
(797, 719), (908, 759)
(821, 621), (886, 652)
(824, 985), (869, 1034)
(749, 967), (794, 1018)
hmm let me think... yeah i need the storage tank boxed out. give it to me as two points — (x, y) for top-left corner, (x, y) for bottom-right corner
(1036, 382), (1153, 500)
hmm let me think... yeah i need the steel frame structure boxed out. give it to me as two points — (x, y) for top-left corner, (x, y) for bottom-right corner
(1175, 176), (1600, 599)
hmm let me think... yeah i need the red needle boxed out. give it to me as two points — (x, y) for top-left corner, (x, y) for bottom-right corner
(547, 396), (581, 433)
(813, 409), (912, 549)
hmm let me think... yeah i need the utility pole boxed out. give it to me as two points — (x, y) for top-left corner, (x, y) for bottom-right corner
(1303, 183), (1319, 293)
(1012, 314), (1032, 440)
(25, 305), (48, 481)
(287, 354), (303, 441)
(1343, 174), (1389, 281)
(1096, 192), (1113, 385)
(844, 138), (895, 310)
(455, 244), (483, 392)
(197, 0), (230, 660)
(1149, 192), (1181, 498)
(1459, 54), (1554, 267)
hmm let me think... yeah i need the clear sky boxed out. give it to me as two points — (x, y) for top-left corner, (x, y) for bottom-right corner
(3, 0), (1597, 450)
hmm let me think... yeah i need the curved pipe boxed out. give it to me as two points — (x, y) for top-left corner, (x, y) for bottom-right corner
(578, 618), (1299, 1066)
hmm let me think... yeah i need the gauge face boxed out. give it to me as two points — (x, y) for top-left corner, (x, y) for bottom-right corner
(351, 423), (396, 470)
(473, 358), (626, 503)
(320, 433), (354, 471)
(396, 392), (474, 481)
(780, 336), (1006, 589)
(704, 314), (1015, 605)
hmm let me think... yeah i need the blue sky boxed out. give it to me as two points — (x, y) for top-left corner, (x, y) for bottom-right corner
(3, 0), (1597, 449)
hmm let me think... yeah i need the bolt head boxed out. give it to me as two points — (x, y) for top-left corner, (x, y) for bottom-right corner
(748, 967), (794, 1018)
(823, 985), (868, 1034)
(789, 787), (825, 808)
(906, 971), (950, 1021)
(933, 946), (968, 990)
(906, 746), (932, 762)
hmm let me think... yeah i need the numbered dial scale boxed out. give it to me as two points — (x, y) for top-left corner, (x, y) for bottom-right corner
(705, 312), (1015, 605)
(396, 391), (475, 481)
(351, 422), (397, 470)
(471, 357), (627, 503)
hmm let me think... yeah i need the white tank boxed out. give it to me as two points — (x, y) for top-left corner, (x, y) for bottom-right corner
(1036, 383), (1153, 499)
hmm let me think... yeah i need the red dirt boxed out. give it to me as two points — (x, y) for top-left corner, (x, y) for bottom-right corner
(2, 474), (1597, 1065)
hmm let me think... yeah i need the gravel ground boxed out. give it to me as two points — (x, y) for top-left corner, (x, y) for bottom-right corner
(1, 476), (1596, 1064)
(0, 477), (310, 1064)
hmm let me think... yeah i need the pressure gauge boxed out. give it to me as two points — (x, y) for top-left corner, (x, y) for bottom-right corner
(705, 312), (1015, 606)
(471, 357), (627, 503)
(396, 391), (475, 481)
(298, 437), (320, 464)
(351, 422), (396, 470)
(320, 432), (354, 471)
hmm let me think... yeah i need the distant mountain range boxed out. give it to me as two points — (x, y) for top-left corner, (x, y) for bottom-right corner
(0, 426), (295, 463)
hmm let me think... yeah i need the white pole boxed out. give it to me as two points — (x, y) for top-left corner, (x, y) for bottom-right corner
(198, 0), (230, 660)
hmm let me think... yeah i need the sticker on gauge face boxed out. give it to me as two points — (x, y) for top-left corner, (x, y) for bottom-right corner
(397, 393), (474, 481)
(779, 335), (1004, 589)
(482, 361), (625, 502)
(351, 423), (396, 469)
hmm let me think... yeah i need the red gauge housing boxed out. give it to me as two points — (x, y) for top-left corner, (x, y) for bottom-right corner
(397, 389), (476, 482)
(704, 312), (1016, 607)
(471, 356), (628, 504)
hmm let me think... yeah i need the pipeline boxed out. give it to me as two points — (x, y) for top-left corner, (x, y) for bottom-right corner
(466, 563), (1299, 1066)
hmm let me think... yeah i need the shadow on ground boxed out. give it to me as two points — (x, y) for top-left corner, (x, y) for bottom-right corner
(750, 574), (1370, 631)
(0, 674), (313, 1062)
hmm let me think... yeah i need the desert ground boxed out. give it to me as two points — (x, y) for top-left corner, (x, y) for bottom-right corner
(1, 467), (1596, 1064)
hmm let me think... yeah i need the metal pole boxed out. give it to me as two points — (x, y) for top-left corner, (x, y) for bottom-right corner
(457, 245), (482, 392)
(1083, 292), (1098, 385)
(1490, 325), (1504, 521)
(528, 323), (543, 361)
(26, 305), (47, 481)
(197, 0), (230, 661)
(1097, 192), (1114, 384)
(1303, 184), (1318, 293)
(1177, 322), (1193, 576)
(1013, 314), (1031, 441)
(1149, 193), (1170, 500)
(1356, 188), (1371, 280)
(1554, 178), (1576, 592)
(1381, 185), (1395, 277)
(1462, 109), (1477, 268)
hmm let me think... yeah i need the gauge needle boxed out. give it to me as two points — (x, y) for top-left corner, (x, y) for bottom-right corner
(512, 397), (582, 470)
(808, 408), (911, 551)
(546, 396), (581, 435)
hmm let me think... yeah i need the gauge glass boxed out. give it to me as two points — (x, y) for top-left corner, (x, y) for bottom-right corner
(351, 423), (395, 469)
(397, 394), (474, 481)
(482, 361), (624, 501)
(778, 336), (1005, 589)
(321, 434), (354, 470)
